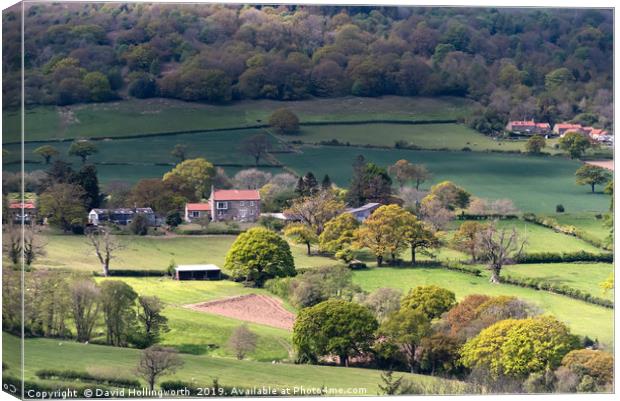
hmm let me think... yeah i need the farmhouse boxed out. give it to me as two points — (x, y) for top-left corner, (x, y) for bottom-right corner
(506, 120), (550, 135)
(88, 207), (156, 226)
(344, 202), (381, 222)
(175, 264), (222, 280)
(8, 201), (37, 224)
(185, 187), (261, 223)
(553, 123), (584, 136)
(553, 123), (612, 144)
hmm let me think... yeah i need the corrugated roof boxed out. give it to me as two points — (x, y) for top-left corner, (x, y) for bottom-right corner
(175, 264), (221, 272)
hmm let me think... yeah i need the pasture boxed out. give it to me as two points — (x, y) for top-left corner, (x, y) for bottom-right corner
(290, 123), (533, 152)
(352, 266), (613, 347)
(3, 334), (458, 394)
(502, 263), (613, 301)
(31, 234), (339, 273)
(4, 96), (474, 143)
(547, 212), (611, 243)
(276, 146), (611, 213)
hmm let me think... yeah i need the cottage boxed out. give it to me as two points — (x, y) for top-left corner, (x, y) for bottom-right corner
(185, 203), (211, 222)
(88, 207), (156, 226)
(9, 201), (37, 224)
(344, 202), (381, 222)
(175, 264), (221, 280)
(553, 123), (584, 136)
(506, 120), (550, 135)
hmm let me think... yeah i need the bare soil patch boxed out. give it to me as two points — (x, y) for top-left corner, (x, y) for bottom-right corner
(186, 294), (295, 330)
(585, 160), (614, 171)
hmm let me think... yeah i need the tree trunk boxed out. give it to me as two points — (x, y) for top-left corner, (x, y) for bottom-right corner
(591, 183), (595, 193)
(255, 155), (260, 166)
(411, 246), (416, 265)
(306, 242), (311, 255)
(489, 265), (501, 284)
(339, 355), (349, 367)
(148, 376), (155, 391)
(102, 263), (109, 277)
(377, 255), (383, 266)
(391, 253), (396, 264)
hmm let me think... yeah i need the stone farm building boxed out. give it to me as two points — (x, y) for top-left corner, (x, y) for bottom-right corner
(506, 120), (551, 135)
(185, 188), (261, 223)
(88, 207), (156, 226)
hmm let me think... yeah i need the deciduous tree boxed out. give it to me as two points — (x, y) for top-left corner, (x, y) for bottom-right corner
(285, 190), (345, 235)
(475, 224), (526, 283)
(268, 108), (300, 135)
(39, 183), (86, 232)
(86, 226), (124, 277)
(354, 204), (409, 265)
(379, 308), (431, 373)
(400, 285), (456, 319)
(240, 134), (272, 166)
(162, 158), (216, 200)
(100, 280), (138, 347)
(559, 132), (591, 159)
(525, 135), (546, 154)
(283, 222), (318, 255)
(575, 165), (611, 193)
(34, 145), (59, 164)
(138, 295), (169, 347)
(136, 346), (184, 391)
(228, 324), (258, 360)
(68, 139), (98, 164)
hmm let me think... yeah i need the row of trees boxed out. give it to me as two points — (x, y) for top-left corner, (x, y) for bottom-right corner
(291, 284), (613, 393)
(5, 4), (612, 132)
(2, 270), (168, 348)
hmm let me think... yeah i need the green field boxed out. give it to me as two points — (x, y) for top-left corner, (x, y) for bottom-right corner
(547, 212), (611, 243)
(502, 263), (613, 301)
(4, 96), (474, 143)
(352, 266), (613, 347)
(32, 234), (339, 273)
(290, 123), (538, 152)
(276, 146), (610, 213)
(3, 334), (457, 394)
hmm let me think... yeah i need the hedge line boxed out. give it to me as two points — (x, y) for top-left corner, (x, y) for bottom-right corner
(35, 369), (140, 388)
(96, 269), (168, 277)
(522, 213), (612, 251)
(514, 250), (613, 264)
(500, 275), (614, 309)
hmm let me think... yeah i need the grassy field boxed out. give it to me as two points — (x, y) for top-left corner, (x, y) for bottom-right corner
(276, 146), (611, 213)
(3, 129), (283, 165)
(4, 96), (474, 143)
(352, 266), (613, 347)
(32, 234), (339, 273)
(492, 220), (603, 253)
(502, 263), (613, 301)
(289, 123), (540, 153)
(547, 212), (611, 243)
(3, 334), (458, 394)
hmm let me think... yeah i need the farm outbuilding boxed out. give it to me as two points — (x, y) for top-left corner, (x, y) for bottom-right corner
(175, 264), (222, 280)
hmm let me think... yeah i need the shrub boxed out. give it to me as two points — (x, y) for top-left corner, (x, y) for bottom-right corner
(556, 204), (565, 213)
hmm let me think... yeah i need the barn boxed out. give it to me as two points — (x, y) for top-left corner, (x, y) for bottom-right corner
(175, 264), (222, 280)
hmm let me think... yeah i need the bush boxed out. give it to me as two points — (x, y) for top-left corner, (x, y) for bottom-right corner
(556, 204), (565, 213)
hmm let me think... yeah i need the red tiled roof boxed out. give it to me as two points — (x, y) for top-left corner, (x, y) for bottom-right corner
(510, 120), (536, 126)
(212, 189), (260, 201)
(9, 202), (36, 209)
(186, 203), (211, 211)
(554, 123), (582, 129)
(536, 123), (550, 128)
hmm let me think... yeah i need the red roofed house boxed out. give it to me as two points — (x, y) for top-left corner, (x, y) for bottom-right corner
(185, 187), (261, 223)
(9, 201), (37, 224)
(506, 120), (550, 135)
(553, 123), (583, 136)
(184, 202), (211, 223)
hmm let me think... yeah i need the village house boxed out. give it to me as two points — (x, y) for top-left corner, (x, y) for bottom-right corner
(88, 207), (156, 226)
(553, 123), (611, 144)
(184, 187), (261, 223)
(8, 201), (37, 224)
(553, 123), (585, 136)
(506, 120), (551, 135)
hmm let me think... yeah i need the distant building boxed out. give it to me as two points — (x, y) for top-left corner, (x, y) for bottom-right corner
(506, 120), (550, 135)
(8, 201), (37, 224)
(185, 203), (211, 222)
(175, 264), (222, 280)
(184, 187), (261, 223)
(88, 207), (156, 226)
(344, 202), (381, 222)
(553, 123), (584, 136)
(553, 123), (611, 144)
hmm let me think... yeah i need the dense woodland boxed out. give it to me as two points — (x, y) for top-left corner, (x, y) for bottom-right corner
(2, 4), (613, 132)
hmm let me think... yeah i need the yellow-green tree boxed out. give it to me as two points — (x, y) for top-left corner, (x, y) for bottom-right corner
(283, 222), (318, 255)
(379, 308), (431, 373)
(353, 204), (409, 266)
(451, 221), (486, 262)
(525, 134), (546, 154)
(318, 213), (359, 254)
(163, 158), (215, 200)
(460, 316), (579, 379)
(402, 213), (440, 264)
(400, 285), (456, 319)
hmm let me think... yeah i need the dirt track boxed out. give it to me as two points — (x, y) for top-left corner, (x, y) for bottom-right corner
(186, 294), (295, 330)
(586, 160), (614, 171)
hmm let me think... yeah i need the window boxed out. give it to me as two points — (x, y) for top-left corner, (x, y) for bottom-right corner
(216, 202), (228, 210)
(240, 201), (245, 206)
(250, 201), (255, 206)
(240, 209), (247, 217)
(191, 211), (200, 218)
